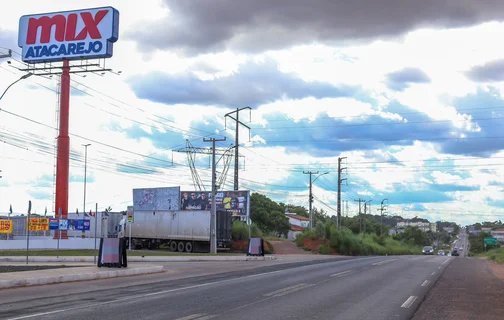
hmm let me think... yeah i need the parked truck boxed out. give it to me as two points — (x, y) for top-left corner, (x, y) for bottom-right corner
(117, 210), (233, 253)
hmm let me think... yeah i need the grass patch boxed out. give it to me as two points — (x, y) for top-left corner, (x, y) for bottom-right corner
(476, 247), (504, 264)
(0, 249), (244, 257)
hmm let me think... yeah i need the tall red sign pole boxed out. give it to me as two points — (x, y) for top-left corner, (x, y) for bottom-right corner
(53, 59), (70, 240)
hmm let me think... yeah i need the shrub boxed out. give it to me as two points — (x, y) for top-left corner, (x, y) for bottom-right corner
(315, 222), (325, 239)
(232, 221), (263, 240)
(295, 229), (317, 247)
(318, 245), (332, 255)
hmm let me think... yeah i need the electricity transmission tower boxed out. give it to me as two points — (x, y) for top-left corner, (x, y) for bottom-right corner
(174, 140), (243, 190)
(224, 107), (251, 190)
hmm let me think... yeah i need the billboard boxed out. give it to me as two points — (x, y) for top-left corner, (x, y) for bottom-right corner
(0, 220), (13, 234)
(180, 190), (250, 216)
(133, 187), (180, 211)
(18, 7), (119, 63)
(68, 219), (91, 231)
(26, 218), (49, 231)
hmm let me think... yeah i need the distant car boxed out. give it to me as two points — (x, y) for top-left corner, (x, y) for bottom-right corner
(447, 252), (452, 256)
(423, 246), (434, 255)
(451, 249), (459, 256)
(459, 247), (463, 251)
(438, 250), (445, 256)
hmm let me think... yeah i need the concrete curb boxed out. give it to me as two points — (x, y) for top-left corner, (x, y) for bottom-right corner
(0, 266), (164, 289)
(0, 255), (277, 263)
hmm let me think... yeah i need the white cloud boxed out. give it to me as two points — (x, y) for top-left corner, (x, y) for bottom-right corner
(1, 1), (504, 225)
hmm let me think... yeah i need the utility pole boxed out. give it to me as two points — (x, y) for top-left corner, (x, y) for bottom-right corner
(204, 137), (226, 254)
(303, 171), (328, 229)
(364, 200), (372, 234)
(378, 198), (388, 235)
(224, 107), (251, 190)
(337, 157), (347, 229)
(355, 199), (364, 233)
(304, 171), (317, 229)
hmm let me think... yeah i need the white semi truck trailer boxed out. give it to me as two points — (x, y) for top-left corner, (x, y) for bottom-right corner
(118, 210), (233, 252)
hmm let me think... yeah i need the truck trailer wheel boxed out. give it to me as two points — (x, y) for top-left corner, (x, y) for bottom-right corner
(169, 241), (177, 252)
(185, 242), (193, 253)
(177, 241), (185, 252)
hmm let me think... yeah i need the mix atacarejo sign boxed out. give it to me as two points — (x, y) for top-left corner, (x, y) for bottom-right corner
(18, 6), (119, 63)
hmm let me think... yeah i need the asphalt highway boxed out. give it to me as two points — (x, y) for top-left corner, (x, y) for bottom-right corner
(452, 228), (468, 257)
(0, 255), (454, 320)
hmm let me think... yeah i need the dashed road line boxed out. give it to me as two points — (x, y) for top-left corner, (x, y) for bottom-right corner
(330, 270), (354, 278)
(401, 296), (418, 308)
(263, 283), (314, 297)
(174, 314), (217, 320)
(372, 259), (398, 266)
(431, 272), (436, 276)
(421, 280), (430, 287)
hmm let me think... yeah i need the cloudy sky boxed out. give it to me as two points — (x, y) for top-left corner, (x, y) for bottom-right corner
(1, 0), (504, 225)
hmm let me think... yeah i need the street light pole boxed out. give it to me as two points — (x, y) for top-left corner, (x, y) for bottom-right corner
(0, 73), (33, 101)
(83, 144), (91, 239)
(303, 171), (329, 229)
(82, 144), (91, 214)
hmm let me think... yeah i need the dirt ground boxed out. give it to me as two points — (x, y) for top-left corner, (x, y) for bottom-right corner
(485, 259), (504, 281)
(412, 257), (504, 320)
(270, 241), (312, 254)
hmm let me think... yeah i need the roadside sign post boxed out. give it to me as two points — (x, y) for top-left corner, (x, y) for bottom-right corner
(25, 200), (32, 265)
(57, 208), (62, 258)
(484, 237), (497, 252)
(94, 203), (98, 264)
(127, 206), (134, 251)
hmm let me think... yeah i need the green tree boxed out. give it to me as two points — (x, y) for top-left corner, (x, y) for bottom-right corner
(285, 205), (309, 217)
(394, 227), (431, 246)
(250, 193), (290, 236)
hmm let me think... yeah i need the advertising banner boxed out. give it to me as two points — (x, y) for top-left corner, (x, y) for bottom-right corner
(18, 7), (120, 63)
(68, 219), (91, 231)
(26, 218), (49, 231)
(133, 186), (180, 211)
(180, 190), (250, 216)
(0, 220), (13, 234)
(49, 219), (59, 230)
(59, 219), (68, 231)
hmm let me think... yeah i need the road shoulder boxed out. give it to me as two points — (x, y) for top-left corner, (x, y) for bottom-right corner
(412, 257), (504, 320)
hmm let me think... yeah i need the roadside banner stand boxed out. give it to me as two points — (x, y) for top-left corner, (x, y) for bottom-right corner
(97, 238), (128, 268)
(247, 237), (264, 256)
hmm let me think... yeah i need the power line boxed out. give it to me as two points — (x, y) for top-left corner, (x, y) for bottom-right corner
(250, 116), (504, 131)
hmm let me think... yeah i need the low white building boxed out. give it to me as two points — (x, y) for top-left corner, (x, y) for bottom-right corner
(491, 229), (504, 243)
(285, 211), (309, 241)
(396, 221), (435, 233)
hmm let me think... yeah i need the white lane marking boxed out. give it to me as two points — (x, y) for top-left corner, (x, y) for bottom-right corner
(263, 283), (314, 297)
(431, 272), (436, 276)
(175, 314), (216, 320)
(273, 284), (314, 297)
(330, 270), (354, 277)
(194, 316), (217, 320)
(263, 283), (308, 297)
(372, 259), (398, 266)
(401, 296), (418, 308)
(421, 280), (430, 287)
(441, 258), (451, 266)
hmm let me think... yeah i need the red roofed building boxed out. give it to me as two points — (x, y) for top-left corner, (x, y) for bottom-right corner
(285, 211), (309, 241)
